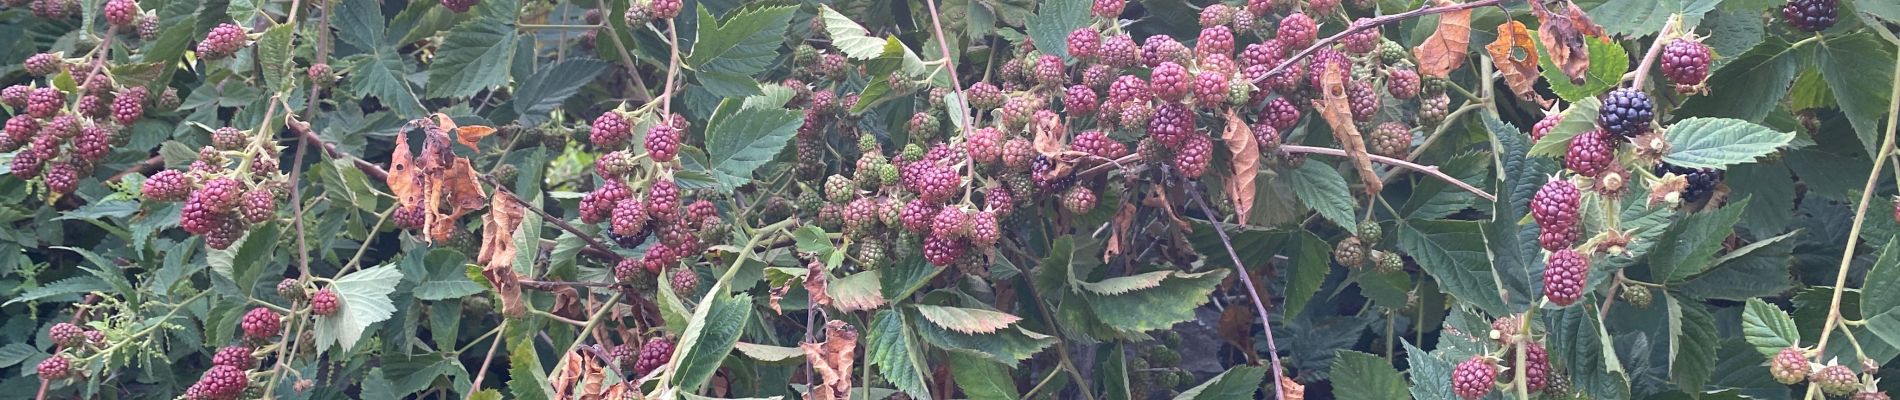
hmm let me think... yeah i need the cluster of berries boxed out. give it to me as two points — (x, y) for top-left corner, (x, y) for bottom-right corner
(141, 127), (286, 250)
(1332, 222), (1403, 273)
(609, 337), (676, 379)
(1451, 315), (1562, 399)
(583, 110), (724, 296)
(1769, 347), (1887, 399)
(3, 62), (177, 195)
(35, 322), (107, 384)
(5, 0), (160, 38)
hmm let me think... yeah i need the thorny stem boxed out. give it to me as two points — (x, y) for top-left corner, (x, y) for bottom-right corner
(1808, 37), (1900, 400)
(1250, 0), (1506, 85)
(464, 320), (507, 399)
(288, 117), (389, 179)
(1190, 186), (1284, 400)
(1282, 145), (1497, 201)
(1513, 301), (1543, 400)
(1627, 16), (1681, 91)
(661, 19), (681, 118)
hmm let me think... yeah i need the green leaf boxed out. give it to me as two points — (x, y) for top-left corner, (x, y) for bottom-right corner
(1487, 113), (1557, 304)
(1726, 163), (1796, 232)
(1098, 343), (1131, 400)
(1862, 0), (1900, 23)
(1661, 118), (1795, 169)
(1741, 298), (1800, 358)
(1792, 67), (1836, 110)
(1528, 97), (1601, 158)
(313, 264), (403, 352)
(702, 96), (802, 190)
(669, 292), (753, 392)
(1647, 197), (1749, 282)
(143, 15), (197, 91)
(332, 0), (387, 50)
(1025, 0), (1088, 63)
(1398, 220), (1507, 315)
(1543, 307), (1631, 399)
(1865, 236), (1900, 313)
(1675, 235), (1796, 301)
(910, 308), (1054, 367)
(867, 310), (931, 400)
(348, 50), (428, 118)
(1185, 225), (1329, 317)
(1671, 297), (1719, 396)
(1288, 161), (1357, 232)
(914, 304), (1022, 335)
(1586, 0), (1719, 38)
(0, 344), (41, 369)
(1867, 310), (1900, 353)
(426, 19), (519, 98)
(1402, 341), (1457, 400)
(828, 271), (887, 312)
(257, 24), (297, 93)
(506, 320), (554, 400)
(1171, 365), (1264, 400)
(695, 71), (764, 98)
(1330, 351), (1408, 400)
(208, 222), (283, 297)
(1817, 33), (1898, 155)
(1081, 270), (1227, 333)
(948, 350), (1020, 400)
(414, 249), (483, 301)
(685, 5), (797, 76)
(1677, 37), (1800, 123)
(817, 5), (886, 59)
(1538, 34), (1630, 102)
(361, 368), (398, 400)
(732, 342), (804, 364)
(882, 253), (946, 301)
(511, 58), (609, 124)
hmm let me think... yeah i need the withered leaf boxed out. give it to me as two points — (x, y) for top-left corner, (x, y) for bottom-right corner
(1487, 21), (1553, 108)
(388, 113), (491, 243)
(801, 320), (858, 400)
(1032, 111), (1068, 155)
(1533, 0), (1604, 85)
(1311, 62), (1383, 196)
(804, 260), (832, 309)
(1413, 0), (1473, 78)
(1281, 374), (1307, 400)
(1217, 305), (1257, 364)
(478, 194), (528, 318)
(1104, 203), (1136, 261)
(1220, 111), (1260, 222)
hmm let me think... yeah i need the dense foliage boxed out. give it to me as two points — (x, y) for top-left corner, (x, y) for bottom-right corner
(2, 0), (1899, 398)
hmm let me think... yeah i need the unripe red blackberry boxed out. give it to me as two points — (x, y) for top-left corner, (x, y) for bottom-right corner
(1450, 356), (1497, 400)
(240, 307), (281, 339)
(1343, 18), (1381, 54)
(49, 323), (85, 348)
(1531, 179), (1580, 250)
(908, 112), (941, 140)
(30, 0), (72, 19)
(967, 82), (1003, 110)
(922, 233), (967, 266)
(1252, 123), (1281, 153)
(1370, 122), (1412, 158)
(967, 210), (1001, 248)
(1148, 102), (1195, 147)
(931, 206), (971, 239)
(1198, 3), (1235, 27)
(212, 346), (256, 369)
(38, 354), (72, 381)
(112, 87), (146, 125)
(1002, 137), (1035, 171)
(611, 198), (650, 236)
(642, 242), (679, 272)
(1814, 364), (1859, 396)
(1072, 130), (1125, 159)
(1064, 85), (1099, 115)
(27, 87), (64, 118)
(1386, 67), (1420, 99)
(208, 126), (247, 151)
(194, 365), (249, 399)
(155, 87), (180, 111)
(1034, 54), (1067, 87)
(824, 174), (854, 204)
(24, 52), (61, 76)
(1174, 133), (1213, 179)
(1783, 0), (1838, 32)
(303, 288), (340, 316)
(843, 197), (879, 233)
(4, 114), (39, 149)
(439, 0), (476, 12)
(1107, 75), (1151, 105)
(195, 177), (245, 212)
(1061, 186), (1097, 214)
(237, 187), (277, 223)
(307, 63), (334, 86)
(1195, 26), (1235, 61)
(1507, 342), (1552, 392)
(1342, 81), (1378, 124)
(1771, 347), (1810, 384)
(392, 204), (426, 229)
(104, 0), (138, 26)
(1142, 35), (1190, 68)
(816, 53), (848, 81)
(1, 85), (29, 109)
(646, 179), (679, 220)
(1082, 65), (1115, 90)
(1543, 249), (1588, 306)
(1564, 128), (1614, 177)
(1193, 71), (1228, 108)
(644, 123), (679, 162)
(41, 161), (79, 194)
(71, 95), (105, 119)
(590, 111), (630, 148)
(1151, 62), (1190, 102)
(963, 128), (1003, 167)
(1099, 34), (1140, 68)
(1308, 0), (1339, 14)
(1068, 29), (1100, 61)
(275, 278), (305, 301)
(1277, 13), (1318, 50)
(202, 212), (247, 250)
(1660, 38), (1712, 91)
(633, 338), (675, 377)
(900, 198), (939, 234)
(1531, 113), (1562, 142)
(1598, 88), (1654, 138)
(669, 267), (699, 294)
(1091, 0), (1123, 19)
(197, 23), (248, 60)
(1419, 92), (1450, 125)
(1259, 98), (1300, 132)
(999, 95), (1036, 131)
(649, 0), (680, 19)
(1266, 58), (1306, 94)
(1854, 391), (1893, 400)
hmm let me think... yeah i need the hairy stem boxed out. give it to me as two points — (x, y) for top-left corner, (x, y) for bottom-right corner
(1809, 39), (1900, 397)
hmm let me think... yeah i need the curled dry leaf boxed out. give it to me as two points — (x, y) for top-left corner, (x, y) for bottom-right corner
(1221, 110), (1260, 222)
(1648, 173), (1688, 208)
(803, 259), (832, 309)
(1532, 0), (1604, 84)
(801, 320), (858, 400)
(1217, 304), (1257, 363)
(1104, 202), (1137, 261)
(479, 193), (528, 317)
(387, 113), (490, 243)
(1311, 62), (1383, 196)
(1032, 113), (1069, 155)
(1280, 374), (1307, 400)
(1487, 21), (1553, 108)
(1413, 0), (1473, 78)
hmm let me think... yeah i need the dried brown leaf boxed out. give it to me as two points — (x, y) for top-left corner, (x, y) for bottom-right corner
(1220, 111), (1260, 221)
(1413, 0), (1473, 78)
(1104, 203), (1136, 261)
(1032, 111), (1068, 155)
(1311, 62), (1383, 196)
(801, 320), (858, 400)
(803, 260), (832, 309)
(1217, 305), (1257, 364)
(477, 194), (525, 269)
(390, 114), (492, 243)
(1488, 21), (1553, 108)
(1533, 0), (1604, 85)
(1280, 374), (1307, 400)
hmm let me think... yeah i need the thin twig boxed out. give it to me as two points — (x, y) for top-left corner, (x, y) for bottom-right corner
(287, 117), (389, 180)
(1250, 0), (1506, 85)
(482, 176), (625, 261)
(1282, 145), (1496, 201)
(105, 156), (164, 182)
(1189, 184), (1285, 400)
(466, 320), (508, 398)
(1809, 39), (1900, 399)
(1626, 16), (1680, 90)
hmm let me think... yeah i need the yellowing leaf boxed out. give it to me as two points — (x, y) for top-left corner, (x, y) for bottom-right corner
(914, 305), (1023, 335)
(1413, 0), (1473, 78)
(1533, 0), (1605, 85)
(1487, 21), (1552, 108)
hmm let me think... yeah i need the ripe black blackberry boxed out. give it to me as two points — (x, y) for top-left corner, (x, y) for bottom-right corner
(1782, 0), (1838, 32)
(1598, 88), (1654, 138)
(1655, 163), (1722, 203)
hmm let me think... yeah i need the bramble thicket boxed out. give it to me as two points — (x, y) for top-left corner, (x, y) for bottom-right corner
(1, 0), (1899, 399)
